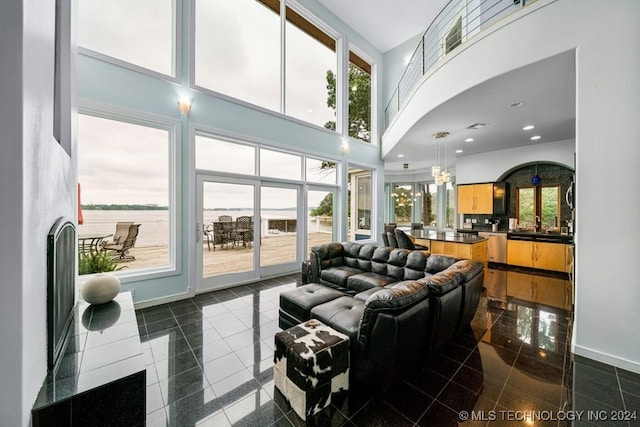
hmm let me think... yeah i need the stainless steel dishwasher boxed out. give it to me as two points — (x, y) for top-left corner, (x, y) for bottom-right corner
(478, 232), (507, 263)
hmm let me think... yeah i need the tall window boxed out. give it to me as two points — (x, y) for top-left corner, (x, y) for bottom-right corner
(392, 184), (413, 227)
(195, 0), (339, 129)
(78, 114), (172, 274)
(419, 183), (438, 227)
(194, 0), (281, 111)
(285, 8), (336, 127)
(349, 166), (373, 241)
(348, 51), (372, 142)
(79, 0), (176, 76)
(517, 186), (561, 230)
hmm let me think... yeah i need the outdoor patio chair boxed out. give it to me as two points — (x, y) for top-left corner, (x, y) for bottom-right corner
(235, 216), (253, 248)
(105, 224), (140, 261)
(218, 215), (233, 222)
(105, 221), (133, 246)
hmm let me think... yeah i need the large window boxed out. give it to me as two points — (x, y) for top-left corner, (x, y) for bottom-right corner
(195, 136), (256, 175)
(285, 8), (336, 127)
(79, 0), (176, 76)
(349, 166), (373, 241)
(391, 184), (413, 227)
(78, 113), (173, 274)
(348, 51), (372, 142)
(195, 1), (342, 130)
(194, 0), (281, 111)
(517, 186), (561, 230)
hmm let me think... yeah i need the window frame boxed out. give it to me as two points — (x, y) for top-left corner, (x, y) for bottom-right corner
(78, 0), (182, 82)
(78, 100), (182, 284)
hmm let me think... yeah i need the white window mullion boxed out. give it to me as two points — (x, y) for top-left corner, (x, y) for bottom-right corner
(280, 0), (287, 115)
(336, 36), (349, 136)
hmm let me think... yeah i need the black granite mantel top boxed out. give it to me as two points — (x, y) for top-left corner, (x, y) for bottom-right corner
(32, 291), (145, 415)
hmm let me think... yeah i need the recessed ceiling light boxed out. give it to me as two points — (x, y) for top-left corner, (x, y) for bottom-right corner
(466, 123), (488, 130)
(509, 102), (524, 108)
(397, 154), (404, 158)
(456, 149), (463, 154)
(531, 135), (541, 140)
(465, 138), (474, 142)
(523, 125), (535, 130)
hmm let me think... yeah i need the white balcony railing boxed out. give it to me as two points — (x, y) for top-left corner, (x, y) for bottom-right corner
(384, 0), (533, 130)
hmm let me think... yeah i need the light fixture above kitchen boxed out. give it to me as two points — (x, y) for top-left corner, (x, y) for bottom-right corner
(397, 154), (404, 158)
(523, 125), (535, 130)
(465, 137), (474, 142)
(531, 135), (541, 140)
(432, 131), (451, 185)
(456, 149), (463, 154)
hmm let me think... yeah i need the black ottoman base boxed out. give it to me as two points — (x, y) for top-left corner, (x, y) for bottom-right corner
(279, 283), (344, 326)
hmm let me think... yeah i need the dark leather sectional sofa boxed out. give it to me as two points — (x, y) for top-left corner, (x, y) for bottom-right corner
(279, 242), (484, 386)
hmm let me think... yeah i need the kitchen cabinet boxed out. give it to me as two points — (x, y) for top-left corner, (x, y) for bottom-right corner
(457, 183), (494, 214)
(416, 238), (487, 263)
(507, 240), (570, 272)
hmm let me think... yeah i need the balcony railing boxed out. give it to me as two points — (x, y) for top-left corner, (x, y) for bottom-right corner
(384, 0), (533, 130)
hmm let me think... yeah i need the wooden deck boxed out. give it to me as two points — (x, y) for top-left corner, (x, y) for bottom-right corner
(112, 232), (334, 276)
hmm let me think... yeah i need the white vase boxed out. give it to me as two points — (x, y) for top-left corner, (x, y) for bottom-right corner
(82, 273), (121, 305)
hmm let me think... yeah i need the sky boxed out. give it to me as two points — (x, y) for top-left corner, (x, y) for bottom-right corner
(78, 0), (340, 209)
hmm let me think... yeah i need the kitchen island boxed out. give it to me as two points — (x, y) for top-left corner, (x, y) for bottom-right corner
(409, 230), (488, 263)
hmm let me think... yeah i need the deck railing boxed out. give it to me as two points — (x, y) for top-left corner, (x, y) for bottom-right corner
(384, 0), (532, 129)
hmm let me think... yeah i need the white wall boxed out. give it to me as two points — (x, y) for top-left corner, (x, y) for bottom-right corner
(382, 0), (640, 373)
(456, 139), (574, 184)
(0, 0), (78, 425)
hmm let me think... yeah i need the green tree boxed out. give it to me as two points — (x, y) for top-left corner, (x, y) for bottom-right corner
(324, 64), (371, 142)
(310, 193), (333, 217)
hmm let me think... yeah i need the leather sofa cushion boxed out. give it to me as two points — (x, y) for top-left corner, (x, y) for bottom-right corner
(386, 249), (409, 280)
(342, 243), (375, 272)
(314, 243), (345, 270)
(447, 259), (484, 281)
(404, 250), (429, 280)
(365, 280), (431, 309)
(310, 297), (365, 342)
(346, 272), (396, 293)
(426, 254), (461, 274)
(371, 247), (392, 276)
(320, 266), (363, 288)
(353, 287), (385, 301)
(279, 283), (345, 322)
(423, 270), (464, 295)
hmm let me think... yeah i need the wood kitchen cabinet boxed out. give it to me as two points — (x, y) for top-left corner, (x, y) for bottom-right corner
(417, 238), (487, 263)
(507, 240), (569, 272)
(457, 183), (494, 214)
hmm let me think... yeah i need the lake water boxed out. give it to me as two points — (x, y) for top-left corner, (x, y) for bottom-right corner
(79, 210), (328, 247)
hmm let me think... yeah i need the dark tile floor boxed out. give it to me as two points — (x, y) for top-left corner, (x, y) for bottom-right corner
(136, 268), (640, 426)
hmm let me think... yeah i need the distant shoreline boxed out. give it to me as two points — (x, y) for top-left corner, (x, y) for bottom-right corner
(82, 205), (301, 211)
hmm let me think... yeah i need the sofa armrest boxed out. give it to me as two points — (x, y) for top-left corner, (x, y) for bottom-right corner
(358, 280), (430, 348)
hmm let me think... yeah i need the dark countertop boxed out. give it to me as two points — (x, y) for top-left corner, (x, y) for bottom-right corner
(410, 229), (486, 244)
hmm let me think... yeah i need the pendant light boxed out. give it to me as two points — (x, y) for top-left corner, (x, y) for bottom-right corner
(432, 131), (451, 185)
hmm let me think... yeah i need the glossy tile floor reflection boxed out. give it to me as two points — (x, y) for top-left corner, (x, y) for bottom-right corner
(136, 269), (640, 426)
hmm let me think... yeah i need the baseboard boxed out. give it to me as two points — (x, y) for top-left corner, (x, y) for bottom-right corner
(134, 291), (194, 309)
(573, 344), (640, 375)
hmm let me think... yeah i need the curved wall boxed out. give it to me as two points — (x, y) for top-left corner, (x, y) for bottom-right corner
(383, 0), (640, 373)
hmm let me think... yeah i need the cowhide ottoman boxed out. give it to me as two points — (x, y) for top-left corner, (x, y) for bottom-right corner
(274, 319), (349, 420)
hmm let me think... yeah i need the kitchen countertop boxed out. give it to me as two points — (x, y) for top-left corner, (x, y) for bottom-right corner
(410, 230), (486, 244)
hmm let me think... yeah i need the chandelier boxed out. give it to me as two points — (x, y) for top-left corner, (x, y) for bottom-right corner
(432, 131), (451, 185)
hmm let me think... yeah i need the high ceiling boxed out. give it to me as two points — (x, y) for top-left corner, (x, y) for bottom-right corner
(317, 0), (449, 53)
(384, 51), (576, 172)
(318, 1), (576, 173)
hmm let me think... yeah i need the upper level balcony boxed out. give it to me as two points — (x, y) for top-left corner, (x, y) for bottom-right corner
(381, 0), (576, 167)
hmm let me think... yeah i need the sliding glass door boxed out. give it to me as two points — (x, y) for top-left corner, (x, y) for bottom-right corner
(196, 175), (258, 292)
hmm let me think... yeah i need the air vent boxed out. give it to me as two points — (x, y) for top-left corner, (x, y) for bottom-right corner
(466, 123), (488, 130)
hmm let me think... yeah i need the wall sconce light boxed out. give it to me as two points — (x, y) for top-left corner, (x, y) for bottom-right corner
(178, 97), (192, 115)
(341, 141), (349, 155)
